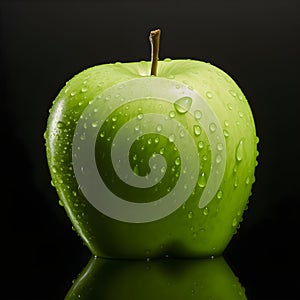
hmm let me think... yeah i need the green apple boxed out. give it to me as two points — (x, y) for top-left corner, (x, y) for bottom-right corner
(45, 30), (258, 259)
(65, 256), (247, 300)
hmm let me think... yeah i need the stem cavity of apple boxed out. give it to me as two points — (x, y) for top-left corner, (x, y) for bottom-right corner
(149, 29), (161, 76)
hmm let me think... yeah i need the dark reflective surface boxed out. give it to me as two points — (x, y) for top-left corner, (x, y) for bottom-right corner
(66, 256), (246, 300)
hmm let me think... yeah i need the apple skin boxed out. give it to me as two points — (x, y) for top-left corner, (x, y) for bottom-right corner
(45, 59), (258, 259)
(65, 256), (247, 300)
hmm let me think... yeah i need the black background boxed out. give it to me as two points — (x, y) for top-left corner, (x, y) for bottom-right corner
(1, 0), (300, 299)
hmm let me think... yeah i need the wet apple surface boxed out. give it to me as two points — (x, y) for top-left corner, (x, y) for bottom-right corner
(45, 57), (258, 259)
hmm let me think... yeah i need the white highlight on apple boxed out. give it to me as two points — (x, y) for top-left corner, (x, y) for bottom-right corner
(72, 77), (226, 223)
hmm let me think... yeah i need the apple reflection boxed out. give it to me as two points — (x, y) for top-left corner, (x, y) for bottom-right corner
(66, 256), (246, 300)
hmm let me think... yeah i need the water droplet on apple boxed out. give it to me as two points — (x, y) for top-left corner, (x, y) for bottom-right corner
(238, 111), (244, 118)
(229, 90), (237, 97)
(198, 172), (206, 187)
(81, 87), (88, 93)
(154, 137), (160, 143)
(133, 165), (139, 175)
(111, 116), (117, 122)
(246, 176), (250, 185)
(216, 154), (222, 164)
(233, 165), (238, 173)
(168, 134), (175, 142)
(175, 157), (181, 166)
(206, 91), (213, 99)
(224, 120), (230, 127)
(137, 113), (144, 120)
(198, 141), (204, 149)
(236, 139), (243, 161)
(232, 218), (237, 227)
(227, 103), (233, 110)
(156, 124), (162, 132)
(193, 125), (202, 136)
(91, 121), (98, 128)
(194, 110), (202, 120)
(217, 143), (224, 151)
(159, 147), (165, 154)
(217, 190), (223, 199)
(188, 211), (193, 219)
(179, 130), (185, 138)
(161, 166), (166, 173)
(223, 129), (229, 138)
(169, 111), (175, 118)
(203, 207), (209, 216)
(174, 96), (192, 114)
(209, 123), (216, 132)
(164, 58), (172, 62)
(57, 121), (65, 129)
(52, 166), (57, 174)
(234, 175), (239, 188)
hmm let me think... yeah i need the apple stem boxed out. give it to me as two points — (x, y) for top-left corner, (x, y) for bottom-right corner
(149, 29), (161, 76)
